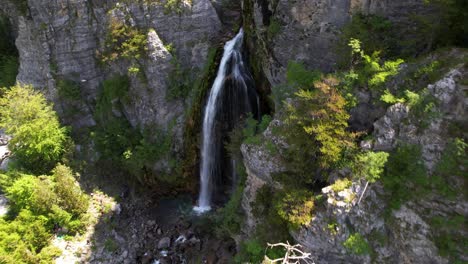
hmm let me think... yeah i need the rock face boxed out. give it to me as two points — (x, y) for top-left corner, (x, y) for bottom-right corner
(240, 120), (285, 232)
(1, 0), (222, 174)
(241, 60), (468, 263)
(243, 0), (431, 86)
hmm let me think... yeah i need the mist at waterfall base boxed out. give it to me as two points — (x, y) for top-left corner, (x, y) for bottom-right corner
(193, 29), (259, 214)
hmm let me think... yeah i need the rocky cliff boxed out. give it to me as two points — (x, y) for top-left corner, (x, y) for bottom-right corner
(240, 50), (468, 263)
(0, 0), (224, 178)
(242, 0), (432, 86)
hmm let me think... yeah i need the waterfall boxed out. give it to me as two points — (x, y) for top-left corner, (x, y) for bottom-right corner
(194, 29), (258, 213)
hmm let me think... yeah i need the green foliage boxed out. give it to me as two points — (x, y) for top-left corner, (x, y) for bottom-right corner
(336, 71), (359, 109)
(251, 186), (291, 244)
(380, 90), (405, 104)
(409, 0), (468, 54)
(0, 164), (88, 263)
(330, 178), (352, 192)
(167, 57), (192, 100)
(430, 214), (466, 262)
(52, 164), (89, 216)
(283, 76), (356, 177)
(382, 145), (428, 210)
(267, 19), (281, 38)
(407, 89), (440, 128)
(93, 75), (176, 185)
(214, 163), (247, 237)
(10, 0), (29, 15)
(234, 239), (264, 263)
(104, 238), (118, 252)
(432, 138), (467, 198)
(0, 55), (18, 89)
(243, 114), (271, 145)
(122, 127), (174, 184)
(164, 0), (185, 15)
(343, 232), (371, 255)
(235, 186), (291, 263)
(0, 84), (68, 173)
(93, 75), (137, 162)
(353, 151), (389, 183)
(338, 13), (396, 67)
(271, 61), (320, 111)
(275, 189), (315, 229)
(286, 61), (321, 90)
(349, 38), (404, 90)
(101, 17), (148, 63)
(56, 79), (81, 100)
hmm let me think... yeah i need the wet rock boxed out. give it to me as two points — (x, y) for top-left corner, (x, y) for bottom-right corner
(158, 237), (171, 250)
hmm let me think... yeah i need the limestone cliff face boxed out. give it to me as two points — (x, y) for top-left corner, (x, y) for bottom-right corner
(1, 0), (222, 173)
(243, 0), (431, 86)
(240, 51), (468, 263)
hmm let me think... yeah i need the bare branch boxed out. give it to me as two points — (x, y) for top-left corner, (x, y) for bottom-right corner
(264, 242), (315, 264)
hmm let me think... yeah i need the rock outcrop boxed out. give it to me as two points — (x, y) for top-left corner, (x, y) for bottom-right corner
(243, 0), (432, 86)
(240, 56), (468, 263)
(0, 0), (223, 175)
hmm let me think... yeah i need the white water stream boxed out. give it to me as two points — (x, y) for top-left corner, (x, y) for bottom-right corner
(194, 29), (254, 213)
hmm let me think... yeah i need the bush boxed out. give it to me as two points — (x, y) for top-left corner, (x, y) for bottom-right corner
(353, 151), (389, 183)
(52, 164), (89, 216)
(338, 13), (396, 68)
(282, 76), (357, 176)
(101, 17), (148, 63)
(382, 145), (428, 210)
(330, 178), (352, 192)
(348, 38), (404, 90)
(214, 163), (247, 237)
(166, 57), (192, 100)
(0, 85), (68, 173)
(275, 190), (315, 229)
(270, 61), (320, 110)
(343, 232), (371, 255)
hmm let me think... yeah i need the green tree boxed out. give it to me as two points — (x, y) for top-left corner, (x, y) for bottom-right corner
(284, 76), (357, 174)
(52, 164), (89, 216)
(353, 151), (389, 204)
(0, 85), (67, 173)
(348, 38), (404, 90)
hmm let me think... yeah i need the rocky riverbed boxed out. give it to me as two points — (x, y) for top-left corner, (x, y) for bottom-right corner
(53, 190), (235, 264)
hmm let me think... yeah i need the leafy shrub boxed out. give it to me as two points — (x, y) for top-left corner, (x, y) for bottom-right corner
(251, 186), (291, 245)
(270, 61), (320, 110)
(275, 190), (315, 229)
(338, 13), (396, 67)
(214, 163), (247, 237)
(234, 239), (264, 263)
(52, 164), (89, 216)
(167, 57), (193, 100)
(267, 19), (281, 38)
(430, 214), (466, 262)
(343, 232), (371, 255)
(382, 145), (428, 210)
(0, 164), (88, 263)
(101, 17), (148, 63)
(0, 55), (18, 88)
(348, 38), (404, 90)
(353, 151), (389, 183)
(432, 138), (467, 198)
(164, 0), (184, 15)
(0, 84), (68, 173)
(380, 90), (405, 104)
(330, 178), (352, 192)
(283, 76), (356, 175)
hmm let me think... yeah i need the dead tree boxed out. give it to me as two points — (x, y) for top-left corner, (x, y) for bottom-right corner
(264, 241), (315, 264)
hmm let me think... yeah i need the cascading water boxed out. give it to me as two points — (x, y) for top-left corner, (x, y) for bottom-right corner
(194, 29), (259, 213)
